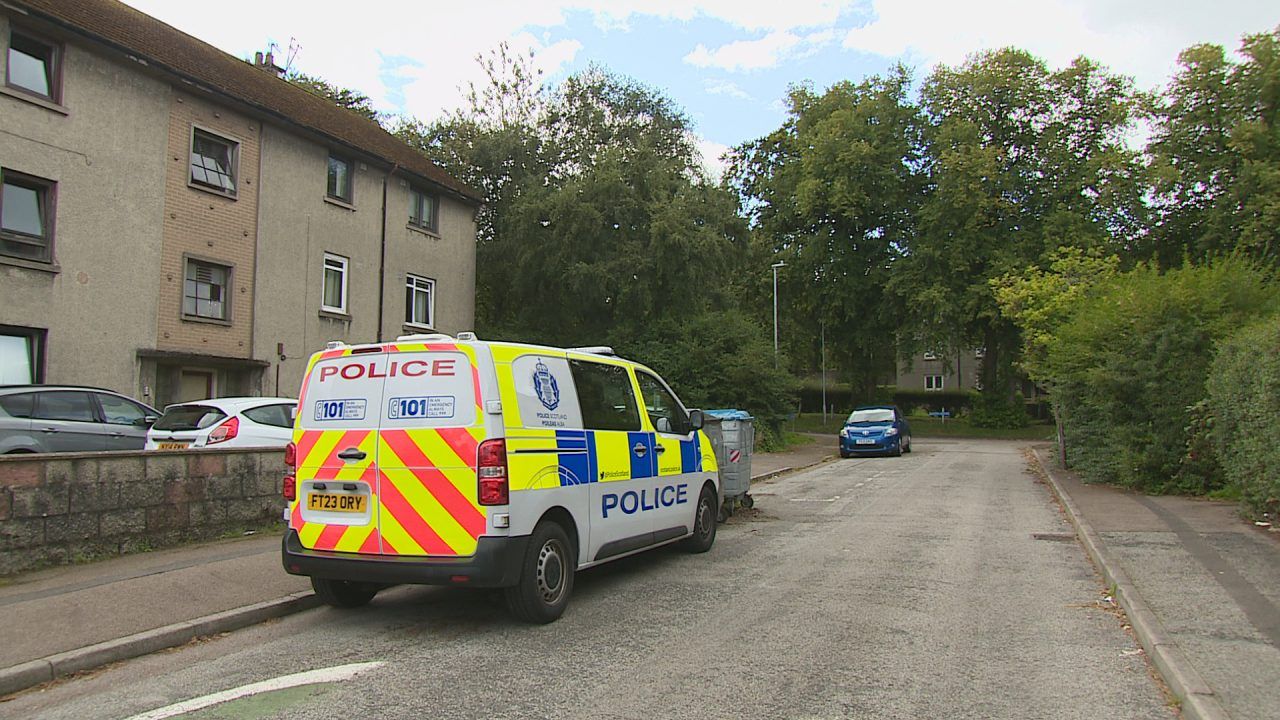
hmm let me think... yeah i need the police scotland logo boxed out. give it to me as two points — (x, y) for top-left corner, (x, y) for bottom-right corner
(532, 360), (560, 411)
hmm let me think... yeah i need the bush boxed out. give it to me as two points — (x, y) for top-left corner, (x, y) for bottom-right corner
(969, 393), (1030, 429)
(1206, 316), (1280, 519)
(1048, 259), (1279, 493)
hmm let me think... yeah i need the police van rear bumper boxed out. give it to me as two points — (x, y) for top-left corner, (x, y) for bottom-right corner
(282, 530), (529, 588)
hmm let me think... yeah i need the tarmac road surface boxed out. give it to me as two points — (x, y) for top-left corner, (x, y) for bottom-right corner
(5, 439), (1173, 720)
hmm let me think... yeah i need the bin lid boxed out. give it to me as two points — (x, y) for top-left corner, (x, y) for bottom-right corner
(704, 409), (753, 420)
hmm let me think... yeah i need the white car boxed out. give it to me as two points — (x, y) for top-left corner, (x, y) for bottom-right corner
(146, 397), (297, 450)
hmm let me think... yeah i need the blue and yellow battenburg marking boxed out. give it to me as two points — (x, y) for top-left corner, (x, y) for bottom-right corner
(543, 429), (703, 487)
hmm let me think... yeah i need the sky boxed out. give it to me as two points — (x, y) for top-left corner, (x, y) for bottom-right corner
(124, 0), (1279, 177)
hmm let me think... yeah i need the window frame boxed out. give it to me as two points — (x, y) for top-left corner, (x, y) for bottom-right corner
(5, 27), (61, 103)
(408, 187), (439, 233)
(321, 252), (349, 314)
(188, 126), (239, 198)
(32, 390), (98, 423)
(326, 153), (353, 204)
(404, 273), (435, 329)
(0, 168), (56, 264)
(181, 256), (233, 324)
(0, 325), (45, 383)
(569, 359), (641, 432)
(925, 374), (945, 391)
(636, 370), (692, 436)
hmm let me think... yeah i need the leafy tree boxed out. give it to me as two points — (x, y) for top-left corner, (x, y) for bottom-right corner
(1145, 28), (1280, 268)
(728, 68), (925, 401)
(286, 70), (381, 123)
(893, 50), (1145, 420)
(1207, 315), (1280, 518)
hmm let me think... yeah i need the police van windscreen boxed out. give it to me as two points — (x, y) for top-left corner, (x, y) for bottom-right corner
(154, 405), (227, 431)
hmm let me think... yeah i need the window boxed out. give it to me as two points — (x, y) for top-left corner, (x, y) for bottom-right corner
(322, 253), (348, 313)
(570, 360), (640, 432)
(405, 274), (434, 327)
(409, 188), (438, 232)
(95, 393), (149, 425)
(6, 29), (60, 102)
(190, 129), (237, 196)
(33, 391), (96, 422)
(153, 404), (225, 431)
(0, 392), (34, 418)
(0, 327), (43, 383)
(183, 259), (230, 321)
(1, 169), (54, 262)
(925, 375), (944, 391)
(327, 154), (352, 203)
(636, 371), (692, 435)
(243, 403), (296, 428)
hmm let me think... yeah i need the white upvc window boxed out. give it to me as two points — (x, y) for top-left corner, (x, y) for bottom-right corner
(322, 253), (349, 313)
(405, 273), (434, 328)
(925, 375), (944, 391)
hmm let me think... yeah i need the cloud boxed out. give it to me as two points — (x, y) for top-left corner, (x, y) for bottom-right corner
(705, 80), (753, 100)
(842, 0), (1280, 90)
(685, 28), (839, 71)
(693, 135), (733, 180)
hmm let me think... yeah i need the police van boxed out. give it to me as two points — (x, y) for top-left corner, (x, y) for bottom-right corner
(281, 333), (719, 623)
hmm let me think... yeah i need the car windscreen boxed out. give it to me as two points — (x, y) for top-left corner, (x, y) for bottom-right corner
(154, 405), (227, 431)
(847, 409), (894, 423)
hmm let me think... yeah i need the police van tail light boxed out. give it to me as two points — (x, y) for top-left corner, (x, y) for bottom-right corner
(477, 439), (508, 505)
(283, 441), (297, 501)
(208, 416), (240, 444)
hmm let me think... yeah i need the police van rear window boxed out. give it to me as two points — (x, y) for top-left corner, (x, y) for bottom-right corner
(303, 350), (477, 429)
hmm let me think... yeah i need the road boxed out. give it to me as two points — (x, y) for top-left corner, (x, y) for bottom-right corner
(7, 439), (1173, 720)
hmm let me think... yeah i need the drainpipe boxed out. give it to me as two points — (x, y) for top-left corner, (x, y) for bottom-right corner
(377, 162), (400, 342)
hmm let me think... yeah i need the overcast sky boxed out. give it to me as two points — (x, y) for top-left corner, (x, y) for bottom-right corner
(125, 0), (1278, 175)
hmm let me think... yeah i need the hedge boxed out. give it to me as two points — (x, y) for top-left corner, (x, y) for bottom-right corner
(1206, 316), (1280, 519)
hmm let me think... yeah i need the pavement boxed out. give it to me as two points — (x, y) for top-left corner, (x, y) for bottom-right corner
(1, 437), (1275, 720)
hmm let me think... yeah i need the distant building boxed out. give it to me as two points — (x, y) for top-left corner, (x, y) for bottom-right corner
(896, 349), (985, 393)
(1, 0), (481, 407)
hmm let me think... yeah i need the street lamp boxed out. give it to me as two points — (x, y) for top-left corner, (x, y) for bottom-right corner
(771, 261), (786, 366)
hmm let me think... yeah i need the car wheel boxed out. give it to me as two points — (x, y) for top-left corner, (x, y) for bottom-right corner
(904, 435), (912, 453)
(682, 484), (718, 553)
(505, 521), (575, 624)
(893, 440), (903, 457)
(311, 577), (378, 608)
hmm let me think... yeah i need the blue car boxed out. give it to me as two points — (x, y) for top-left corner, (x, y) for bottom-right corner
(839, 405), (912, 457)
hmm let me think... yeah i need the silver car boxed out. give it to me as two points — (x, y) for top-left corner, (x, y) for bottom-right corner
(0, 385), (159, 453)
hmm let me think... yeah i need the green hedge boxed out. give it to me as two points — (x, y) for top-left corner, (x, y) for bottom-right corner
(1048, 259), (1278, 493)
(892, 389), (976, 415)
(1206, 316), (1280, 519)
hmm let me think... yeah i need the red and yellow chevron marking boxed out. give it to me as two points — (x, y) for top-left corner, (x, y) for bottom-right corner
(376, 426), (486, 557)
(291, 429), (380, 554)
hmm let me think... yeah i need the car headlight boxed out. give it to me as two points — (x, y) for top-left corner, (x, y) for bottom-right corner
(840, 427), (851, 438)
(884, 427), (899, 437)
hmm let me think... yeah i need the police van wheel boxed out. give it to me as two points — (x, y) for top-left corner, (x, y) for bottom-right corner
(505, 521), (574, 624)
(681, 485), (718, 554)
(311, 577), (378, 609)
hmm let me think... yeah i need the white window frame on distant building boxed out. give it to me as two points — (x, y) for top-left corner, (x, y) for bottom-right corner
(322, 252), (349, 314)
(404, 273), (435, 329)
(925, 375), (944, 391)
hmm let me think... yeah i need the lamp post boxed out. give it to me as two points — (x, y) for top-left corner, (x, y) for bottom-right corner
(771, 261), (786, 367)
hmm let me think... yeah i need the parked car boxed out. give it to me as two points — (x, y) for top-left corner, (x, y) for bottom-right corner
(146, 397), (297, 450)
(839, 405), (912, 458)
(0, 385), (159, 453)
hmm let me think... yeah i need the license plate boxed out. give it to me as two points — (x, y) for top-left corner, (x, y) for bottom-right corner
(157, 442), (190, 450)
(856, 438), (876, 445)
(307, 492), (367, 513)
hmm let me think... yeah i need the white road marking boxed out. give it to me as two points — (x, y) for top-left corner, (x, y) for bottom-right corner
(789, 497), (839, 502)
(122, 661), (384, 720)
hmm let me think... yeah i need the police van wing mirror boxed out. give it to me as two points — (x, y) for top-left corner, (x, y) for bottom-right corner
(688, 409), (704, 431)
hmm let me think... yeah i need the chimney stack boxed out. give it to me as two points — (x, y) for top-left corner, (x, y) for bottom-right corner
(252, 50), (285, 78)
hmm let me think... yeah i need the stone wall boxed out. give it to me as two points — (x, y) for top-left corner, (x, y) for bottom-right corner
(0, 448), (286, 576)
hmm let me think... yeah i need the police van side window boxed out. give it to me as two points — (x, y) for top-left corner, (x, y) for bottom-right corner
(636, 371), (691, 435)
(569, 360), (640, 432)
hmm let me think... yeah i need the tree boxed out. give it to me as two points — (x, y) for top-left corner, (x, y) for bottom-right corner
(1145, 27), (1280, 268)
(893, 49), (1145, 420)
(286, 71), (381, 123)
(728, 68), (925, 400)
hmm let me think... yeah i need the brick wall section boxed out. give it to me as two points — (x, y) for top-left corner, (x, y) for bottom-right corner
(0, 448), (285, 576)
(156, 91), (261, 358)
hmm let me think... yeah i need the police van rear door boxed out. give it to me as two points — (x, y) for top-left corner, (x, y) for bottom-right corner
(291, 347), (385, 555)
(373, 341), (487, 558)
